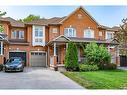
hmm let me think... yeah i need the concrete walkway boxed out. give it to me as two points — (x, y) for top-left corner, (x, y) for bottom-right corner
(0, 67), (84, 89)
(117, 66), (127, 70)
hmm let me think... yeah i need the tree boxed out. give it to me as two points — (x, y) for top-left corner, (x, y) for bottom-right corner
(114, 19), (127, 55)
(64, 42), (79, 71)
(85, 42), (111, 65)
(0, 11), (6, 17)
(19, 14), (40, 22)
(0, 11), (6, 33)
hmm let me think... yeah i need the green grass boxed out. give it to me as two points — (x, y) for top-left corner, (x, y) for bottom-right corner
(63, 69), (127, 89)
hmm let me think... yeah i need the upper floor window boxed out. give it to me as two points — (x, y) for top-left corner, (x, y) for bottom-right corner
(99, 31), (102, 36)
(32, 25), (45, 46)
(35, 27), (43, 37)
(106, 32), (114, 39)
(64, 28), (76, 37)
(11, 30), (24, 39)
(84, 28), (94, 38)
(52, 28), (58, 33)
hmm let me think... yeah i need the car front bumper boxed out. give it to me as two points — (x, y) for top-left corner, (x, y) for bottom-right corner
(5, 67), (23, 71)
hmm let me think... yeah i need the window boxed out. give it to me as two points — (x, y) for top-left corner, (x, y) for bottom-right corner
(12, 31), (17, 39)
(52, 28), (58, 33)
(64, 28), (76, 37)
(84, 29), (94, 38)
(106, 32), (114, 39)
(99, 31), (102, 36)
(35, 27), (43, 37)
(33, 26), (45, 46)
(11, 30), (24, 39)
(19, 31), (24, 39)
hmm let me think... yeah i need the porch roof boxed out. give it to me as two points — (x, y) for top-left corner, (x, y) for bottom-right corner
(46, 35), (119, 45)
(0, 33), (9, 43)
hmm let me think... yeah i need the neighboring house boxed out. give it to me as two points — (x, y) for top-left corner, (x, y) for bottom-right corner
(0, 6), (120, 68)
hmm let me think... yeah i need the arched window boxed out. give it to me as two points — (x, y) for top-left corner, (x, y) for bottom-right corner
(84, 28), (94, 38)
(64, 28), (76, 37)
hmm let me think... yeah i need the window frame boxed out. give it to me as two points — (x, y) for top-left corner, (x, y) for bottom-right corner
(106, 31), (114, 39)
(84, 28), (94, 38)
(11, 30), (25, 39)
(64, 28), (76, 37)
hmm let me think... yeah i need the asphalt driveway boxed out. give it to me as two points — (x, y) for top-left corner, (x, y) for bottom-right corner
(0, 67), (83, 89)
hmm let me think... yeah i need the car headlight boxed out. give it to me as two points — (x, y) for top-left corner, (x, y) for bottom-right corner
(17, 64), (22, 68)
(5, 65), (9, 67)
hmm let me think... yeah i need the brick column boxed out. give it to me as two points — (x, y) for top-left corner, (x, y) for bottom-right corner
(0, 55), (4, 64)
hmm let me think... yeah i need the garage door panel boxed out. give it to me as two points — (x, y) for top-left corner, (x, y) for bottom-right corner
(30, 52), (46, 67)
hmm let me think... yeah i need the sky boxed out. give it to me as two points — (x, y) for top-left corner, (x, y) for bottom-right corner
(0, 6), (127, 27)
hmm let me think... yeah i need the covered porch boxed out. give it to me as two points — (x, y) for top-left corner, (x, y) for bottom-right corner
(47, 35), (120, 69)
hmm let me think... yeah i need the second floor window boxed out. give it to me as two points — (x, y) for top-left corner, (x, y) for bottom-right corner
(11, 30), (24, 39)
(106, 32), (114, 39)
(35, 27), (43, 37)
(64, 28), (76, 37)
(84, 29), (94, 38)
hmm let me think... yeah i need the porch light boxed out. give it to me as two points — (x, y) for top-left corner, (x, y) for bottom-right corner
(9, 48), (11, 50)
(38, 49), (40, 51)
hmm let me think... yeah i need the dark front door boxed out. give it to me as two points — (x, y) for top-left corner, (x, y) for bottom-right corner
(9, 52), (27, 66)
(120, 55), (127, 67)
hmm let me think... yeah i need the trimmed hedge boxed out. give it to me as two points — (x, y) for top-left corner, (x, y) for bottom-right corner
(79, 64), (99, 71)
(98, 63), (117, 70)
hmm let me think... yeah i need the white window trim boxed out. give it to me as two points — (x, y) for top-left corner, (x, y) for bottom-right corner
(19, 31), (24, 39)
(64, 28), (76, 37)
(32, 25), (45, 46)
(84, 29), (94, 38)
(105, 31), (114, 40)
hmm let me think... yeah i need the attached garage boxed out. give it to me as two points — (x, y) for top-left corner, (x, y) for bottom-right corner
(9, 52), (27, 66)
(30, 52), (47, 67)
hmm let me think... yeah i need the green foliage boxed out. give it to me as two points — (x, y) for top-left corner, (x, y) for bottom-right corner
(0, 64), (3, 71)
(0, 25), (4, 32)
(64, 42), (79, 71)
(79, 64), (98, 71)
(19, 14), (40, 22)
(85, 42), (111, 66)
(0, 11), (6, 17)
(98, 63), (117, 70)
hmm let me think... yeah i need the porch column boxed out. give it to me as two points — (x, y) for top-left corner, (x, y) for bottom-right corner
(1, 41), (3, 55)
(53, 43), (57, 67)
(66, 43), (68, 52)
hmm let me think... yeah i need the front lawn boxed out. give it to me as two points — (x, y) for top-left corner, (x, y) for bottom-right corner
(63, 70), (127, 89)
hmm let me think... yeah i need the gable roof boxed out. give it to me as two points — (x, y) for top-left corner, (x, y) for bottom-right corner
(0, 17), (25, 27)
(59, 6), (100, 26)
(26, 6), (100, 26)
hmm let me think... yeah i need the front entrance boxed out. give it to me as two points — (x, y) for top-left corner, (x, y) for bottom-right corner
(9, 52), (27, 66)
(30, 52), (47, 67)
(120, 55), (127, 66)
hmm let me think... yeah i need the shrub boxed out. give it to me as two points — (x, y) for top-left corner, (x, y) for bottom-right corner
(0, 64), (3, 71)
(64, 42), (79, 71)
(79, 64), (99, 71)
(84, 42), (111, 66)
(98, 63), (117, 70)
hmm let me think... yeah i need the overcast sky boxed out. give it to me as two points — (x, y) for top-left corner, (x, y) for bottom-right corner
(0, 6), (127, 27)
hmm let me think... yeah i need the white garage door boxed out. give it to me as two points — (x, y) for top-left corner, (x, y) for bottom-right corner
(30, 52), (46, 67)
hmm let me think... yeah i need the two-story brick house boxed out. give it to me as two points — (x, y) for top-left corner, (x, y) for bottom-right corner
(0, 6), (119, 68)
